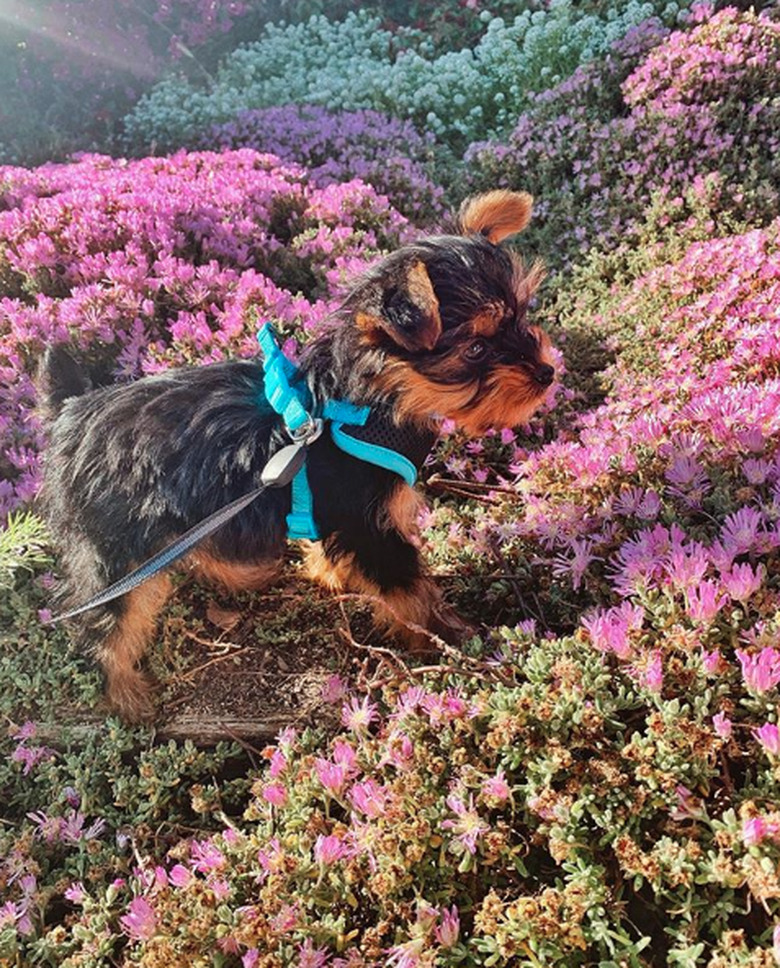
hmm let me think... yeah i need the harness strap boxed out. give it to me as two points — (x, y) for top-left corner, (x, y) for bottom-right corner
(258, 323), (437, 541)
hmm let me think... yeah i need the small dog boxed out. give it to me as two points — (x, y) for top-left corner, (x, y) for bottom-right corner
(38, 190), (555, 723)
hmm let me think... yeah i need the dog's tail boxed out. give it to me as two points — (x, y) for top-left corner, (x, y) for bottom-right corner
(37, 346), (92, 420)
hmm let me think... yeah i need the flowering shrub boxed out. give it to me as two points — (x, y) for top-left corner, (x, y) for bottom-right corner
(125, 1), (689, 154)
(3, 6), (780, 963)
(0, 149), (409, 520)
(466, 7), (780, 267)
(204, 105), (444, 223)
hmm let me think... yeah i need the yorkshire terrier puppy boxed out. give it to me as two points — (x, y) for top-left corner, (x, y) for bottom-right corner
(38, 191), (555, 723)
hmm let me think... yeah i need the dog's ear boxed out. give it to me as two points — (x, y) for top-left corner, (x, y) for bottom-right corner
(357, 261), (442, 352)
(458, 190), (533, 244)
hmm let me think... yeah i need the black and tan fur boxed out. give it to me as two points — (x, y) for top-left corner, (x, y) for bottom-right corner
(38, 191), (555, 722)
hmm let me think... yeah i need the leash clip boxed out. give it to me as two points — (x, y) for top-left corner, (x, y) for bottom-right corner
(290, 416), (323, 446)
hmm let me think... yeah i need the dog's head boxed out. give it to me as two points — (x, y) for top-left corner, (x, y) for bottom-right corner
(344, 190), (555, 434)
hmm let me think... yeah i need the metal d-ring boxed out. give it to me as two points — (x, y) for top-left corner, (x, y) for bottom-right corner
(290, 416), (324, 446)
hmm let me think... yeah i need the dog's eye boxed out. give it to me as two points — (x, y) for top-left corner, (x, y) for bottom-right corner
(464, 339), (488, 362)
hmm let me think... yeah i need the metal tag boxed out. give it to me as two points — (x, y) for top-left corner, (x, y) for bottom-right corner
(260, 442), (308, 488)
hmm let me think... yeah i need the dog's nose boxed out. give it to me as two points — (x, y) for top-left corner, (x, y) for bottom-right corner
(535, 364), (555, 387)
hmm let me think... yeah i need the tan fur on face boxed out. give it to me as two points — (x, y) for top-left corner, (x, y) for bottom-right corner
(447, 367), (545, 435)
(459, 190), (534, 244)
(376, 364), (480, 429)
(377, 328), (553, 434)
(470, 306), (504, 338)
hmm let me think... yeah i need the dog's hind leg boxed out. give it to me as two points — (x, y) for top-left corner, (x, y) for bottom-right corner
(71, 573), (173, 723)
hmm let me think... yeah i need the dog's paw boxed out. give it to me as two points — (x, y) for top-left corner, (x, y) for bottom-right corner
(430, 603), (477, 646)
(106, 670), (157, 725)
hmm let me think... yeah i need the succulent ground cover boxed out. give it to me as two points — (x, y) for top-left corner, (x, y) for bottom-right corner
(2, 3), (780, 966)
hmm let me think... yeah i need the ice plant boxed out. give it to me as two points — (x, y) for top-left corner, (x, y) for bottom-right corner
(754, 723), (780, 758)
(442, 794), (490, 856)
(119, 896), (157, 942)
(737, 648), (780, 695)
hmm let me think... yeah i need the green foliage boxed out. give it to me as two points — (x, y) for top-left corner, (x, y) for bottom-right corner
(0, 512), (52, 590)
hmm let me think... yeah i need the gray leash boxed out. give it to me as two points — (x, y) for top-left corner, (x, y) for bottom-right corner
(48, 432), (317, 624)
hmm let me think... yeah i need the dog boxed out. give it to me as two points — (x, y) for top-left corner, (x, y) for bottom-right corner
(37, 190), (555, 723)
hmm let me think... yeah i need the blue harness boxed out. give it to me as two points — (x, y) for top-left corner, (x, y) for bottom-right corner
(257, 323), (431, 540)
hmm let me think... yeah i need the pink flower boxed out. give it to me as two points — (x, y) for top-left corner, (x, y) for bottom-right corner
(753, 722), (780, 757)
(671, 785), (705, 821)
(720, 507), (765, 555)
(736, 648), (780, 694)
(209, 878), (231, 901)
(482, 769), (511, 803)
(639, 650), (664, 693)
(700, 648), (721, 675)
(269, 749), (287, 777)
(315, 758), (349, 795)
(242, 950), (259, 968)
(257, 839), (284, 874)
(722, 562), (764, 603)
(168, 864), (192, 888)
(685, 581), (728, 624)
(341, 695), (379, 733)
(712, 712), (732, 740)
(314, 834), (348, 865)
(582, 602), (644, 659)
(773, 923), (780, 965)
(348, 779), (389, 818)
(442, 793), (489, 854)
(332, 739), (358, 772)
(297, 938), (330, 968)
(120, 896), (157, 941)
(190, 839), (225, 873)
(435, 905), (460, 947)
(321, 674), (348, 703)
(64, 881), (86, 904)
(386, 937), (424, 967)
(742, 816), (767, 847)
(421, 690), (479, 724)
(261, 782), (287, 807)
